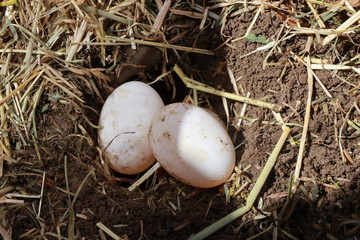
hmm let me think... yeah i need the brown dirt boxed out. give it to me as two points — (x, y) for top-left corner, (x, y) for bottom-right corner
(2, 2), (360, 240)
(222, 11), (360, 239)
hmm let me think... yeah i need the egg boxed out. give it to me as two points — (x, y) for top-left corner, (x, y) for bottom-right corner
(98, 81), (164, 174)
(149, 103), (235, 188)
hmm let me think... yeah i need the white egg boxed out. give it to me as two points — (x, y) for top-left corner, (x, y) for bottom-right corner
(149, 103), (235, 188)
(98, 81), (164, 174)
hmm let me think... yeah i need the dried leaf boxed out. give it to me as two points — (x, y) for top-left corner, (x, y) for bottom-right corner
(68, 67), (92, 76)
(275, 10), (308, 27)
(90, 68), (111, 82)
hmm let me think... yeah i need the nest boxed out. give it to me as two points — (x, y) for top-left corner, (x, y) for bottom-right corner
(0, 0), (359, 239)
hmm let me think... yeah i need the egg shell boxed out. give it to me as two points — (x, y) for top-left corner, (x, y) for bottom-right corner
(98, 81), (164, 174)
(149, 103), (235, 188)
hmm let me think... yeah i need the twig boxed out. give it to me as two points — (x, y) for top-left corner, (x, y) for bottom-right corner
(293, 57), (313, 185)
(6, 193), (41, 198)
(0, 197), (24, 204)
(96, 222), (123, 240)
(128, 162), (161, 191)
(339, 107), (355, 163)
(43, 66), (84, 103)
(292, 27), (355, 35)
(10, 24), (48, 49)
(151, 0), (171, 33)
(199, 7), (208, 30)
(64, 155), (75, 239)
(322, 10), (360, 46)
(0, 70), (41, 106)
(74, 37), (215, 55)
(272, 111), (296, 146)
(193, 3), (220, 20)
(0, 49), (65, 55)
(23, 0), (42, 69)
(70, 0), (84, 17)
(66, 20), (88, 63)
(244, 3), (265, 37)
(311, 64), (360, 74)
(80, 4), (133, 25)
(292, 53), (333, 98)
(170, 9), (203, 19)
(174, 64), (282, 111)
(37, 172), (46, 217)
(307, 1), (325, 28)
(234, 92), (250, 130)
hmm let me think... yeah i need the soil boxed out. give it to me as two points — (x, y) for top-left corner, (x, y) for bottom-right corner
(2, 2), (360, 240)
